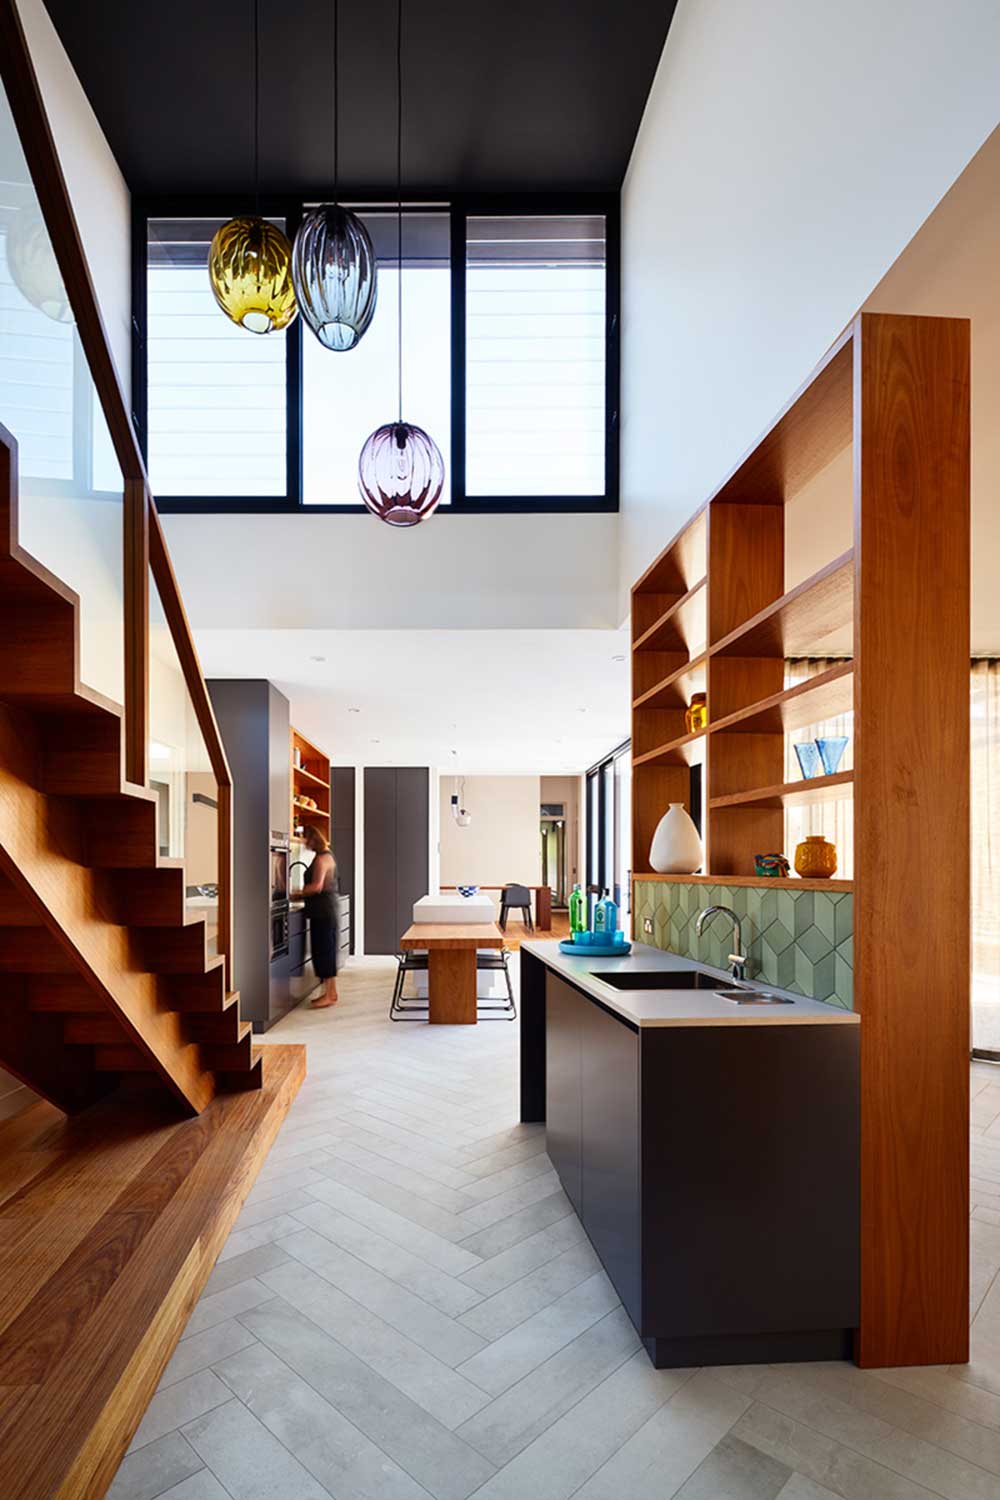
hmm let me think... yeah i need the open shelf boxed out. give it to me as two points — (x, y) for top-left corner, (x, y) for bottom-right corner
(633, 653), (707, 711)
(634, 872), (854, 892)
(633, 579), (707, 655)
(709, 770), (853, 810)
(293, 764), (328, 791)
(710, 662), (853, 735)
(633, 508), (707, 597)
(293, 800), (329, 819)
(633, 729), (706, 768)
(710, 551), (854, 659)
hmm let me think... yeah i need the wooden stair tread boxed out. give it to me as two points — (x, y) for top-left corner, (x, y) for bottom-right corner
(0, 1047), (304, 1499)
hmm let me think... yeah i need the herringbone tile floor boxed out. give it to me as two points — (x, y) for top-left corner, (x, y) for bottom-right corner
(108, 966), (1000, 1500)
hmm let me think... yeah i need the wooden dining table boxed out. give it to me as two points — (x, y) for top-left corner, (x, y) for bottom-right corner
(399, 922), (504, 1024)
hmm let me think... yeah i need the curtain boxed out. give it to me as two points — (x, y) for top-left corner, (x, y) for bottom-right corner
(783, 658), (854, 879)
(972, 661), (1000, 1051)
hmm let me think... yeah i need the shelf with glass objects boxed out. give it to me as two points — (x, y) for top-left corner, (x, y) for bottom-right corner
(631, 325), (858, 887)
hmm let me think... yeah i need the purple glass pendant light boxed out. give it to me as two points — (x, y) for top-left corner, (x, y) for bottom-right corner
(358, 0), (445, 527)
(291, 0), (377, 351)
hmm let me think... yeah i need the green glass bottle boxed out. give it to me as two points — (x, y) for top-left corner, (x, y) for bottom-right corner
(569, 883), (587, 934)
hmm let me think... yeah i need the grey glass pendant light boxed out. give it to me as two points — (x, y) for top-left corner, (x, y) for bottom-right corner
(358, 0), (444, 526)
(292, 0), (377, 351)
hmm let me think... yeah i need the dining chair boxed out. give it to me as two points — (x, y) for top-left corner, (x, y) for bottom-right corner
(499, 883), (533, 932)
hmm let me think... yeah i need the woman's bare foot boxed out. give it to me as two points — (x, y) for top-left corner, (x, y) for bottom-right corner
(310, 983), (338, 1009)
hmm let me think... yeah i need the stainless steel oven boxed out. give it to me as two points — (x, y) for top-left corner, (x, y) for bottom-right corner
(270, 835), (289, 907)
(270, 904), (289, 961)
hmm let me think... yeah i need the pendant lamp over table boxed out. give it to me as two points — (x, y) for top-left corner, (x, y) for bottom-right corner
(358, 0), (445, 526)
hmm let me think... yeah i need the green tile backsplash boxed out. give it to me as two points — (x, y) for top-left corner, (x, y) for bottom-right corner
(633, 880), (854, 1010)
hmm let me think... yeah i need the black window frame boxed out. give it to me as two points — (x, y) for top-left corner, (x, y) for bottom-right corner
(132, 191), (619, 515)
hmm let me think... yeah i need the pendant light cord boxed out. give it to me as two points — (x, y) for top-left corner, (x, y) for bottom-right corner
(397, 0), (403, 422)
(333, 0), (339, 201)
(253, 0), (260, 214)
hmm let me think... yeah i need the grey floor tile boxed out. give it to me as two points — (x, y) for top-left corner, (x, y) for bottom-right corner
(159, 1320), (257, 1390)
(325, 1139), (481, 1212)
(241, 1296), (495, 1500)
(259, 1259), (490, 1428)
(458, 1239), (601, 1341)
(457, 1271), (619, 1396)
(181, 1397), (331, 1499)
(291, 1198), (483, 1317)
(129, 1370), (233, 1452)
(106, 1432), (203, 1500)
(241, 1165), (325, 1206)
(340, 1124), (482, 1190)
(674, 1432), (791, 1499)
(216, 1340), (432, 1500)
(457, 1191), (572, 1259)
(734, 1400), (939, 1500)
(745, 1367), (1000, 1499)
(215, 1214), (304, 1264)
(279, 1225), (487, 1364)
(158, 1473), (232, 1500)
(776, 1477), (843, 1500)
(232, 1186), (319, 1230)
(461, 1137), (549, 1178)
(306, 1175), (484, 1276)
(468, 1348), (688, 1500)
(458, 1152), (555, 1204)
(456, 1171), (563, 1233)
(572, 1368), (747, 1500)
(183, 1278), (276, 1339)
(202, 1242), (292, 1298)
(459, 1214), (586, 1297)
(314, 1154), (474, 1240)
(456, 1306), (641, 1466)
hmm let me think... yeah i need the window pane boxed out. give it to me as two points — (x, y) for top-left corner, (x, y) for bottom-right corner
(466, 215), (606, 498)
(303, 209), (450, 506)
(146, 218), (287, 497)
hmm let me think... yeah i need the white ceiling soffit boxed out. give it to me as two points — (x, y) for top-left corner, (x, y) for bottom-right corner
(195, 627), (631, 774)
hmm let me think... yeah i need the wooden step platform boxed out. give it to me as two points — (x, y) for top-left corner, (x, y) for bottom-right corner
(0, 1043), (305, 1500)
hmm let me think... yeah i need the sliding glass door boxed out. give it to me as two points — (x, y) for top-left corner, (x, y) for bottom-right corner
(586, 742), (631, 929)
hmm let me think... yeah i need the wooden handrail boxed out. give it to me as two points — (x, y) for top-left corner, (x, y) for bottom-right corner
(0, 0), (235, 991)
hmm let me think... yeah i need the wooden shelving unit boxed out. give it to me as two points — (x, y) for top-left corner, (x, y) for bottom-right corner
(290, 727), (331, 840)
(630, 312), (971, 1372)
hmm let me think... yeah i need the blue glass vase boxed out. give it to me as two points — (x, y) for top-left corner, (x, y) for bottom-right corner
(794, 741), (822, 779)
(816, 736), (849, 775)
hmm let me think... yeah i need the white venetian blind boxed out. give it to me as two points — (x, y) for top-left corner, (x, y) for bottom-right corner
(465, 214), (606, 498)
(146, 218), (286, 498)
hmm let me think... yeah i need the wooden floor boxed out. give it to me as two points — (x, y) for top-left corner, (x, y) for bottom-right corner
(0, 1044), (305, 1500)
(499, 910), (570, 951)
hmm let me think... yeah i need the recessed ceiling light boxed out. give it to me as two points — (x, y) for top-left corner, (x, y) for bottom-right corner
(309, 655), (326, 663)
(348, 707), (361, 713)
(370, 738), (381, 744)
(612, 654), (625, 662)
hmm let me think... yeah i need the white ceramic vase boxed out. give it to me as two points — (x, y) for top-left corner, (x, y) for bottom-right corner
(649, 803), (703, 874)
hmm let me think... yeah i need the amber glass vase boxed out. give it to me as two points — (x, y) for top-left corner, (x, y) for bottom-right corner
(794, 835), (838, 879)
(685, 693), (708, 735)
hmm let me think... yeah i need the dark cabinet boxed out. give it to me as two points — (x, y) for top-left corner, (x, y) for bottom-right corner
(579, 998), (640, 1327)
(540, 967), (859, 1368)
(545, 976), (583, 1214)
(364, 768), (429, 955)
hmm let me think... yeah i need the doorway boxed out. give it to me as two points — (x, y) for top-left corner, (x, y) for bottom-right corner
(540, 815), (567, 906)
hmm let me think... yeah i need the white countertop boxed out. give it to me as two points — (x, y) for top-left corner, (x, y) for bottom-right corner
(413, 892), (496, 924)
(520, 940), (859, 1028)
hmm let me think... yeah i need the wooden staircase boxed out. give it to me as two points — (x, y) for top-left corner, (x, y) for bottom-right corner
(0, 434), (258, 1116)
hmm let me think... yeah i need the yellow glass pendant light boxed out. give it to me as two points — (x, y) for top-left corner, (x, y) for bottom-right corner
(207, 0), (296, 334)
(209, 216), (296, 333)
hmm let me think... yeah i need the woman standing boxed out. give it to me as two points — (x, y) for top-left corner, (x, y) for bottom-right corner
(299, 826), (339, 1009)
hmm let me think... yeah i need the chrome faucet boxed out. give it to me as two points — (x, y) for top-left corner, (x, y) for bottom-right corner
(695, 905), (748, 981)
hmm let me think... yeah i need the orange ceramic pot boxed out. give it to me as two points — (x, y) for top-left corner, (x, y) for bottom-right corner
(794, 835), (838, 879)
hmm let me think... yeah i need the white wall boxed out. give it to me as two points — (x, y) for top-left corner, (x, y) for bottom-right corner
(164, 511), (620, 632)
(620, 0), (1000, 609)
(15, 0), (131, 395)
(439, 775), (542, 891)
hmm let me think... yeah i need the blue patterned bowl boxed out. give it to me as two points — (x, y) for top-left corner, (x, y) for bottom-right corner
(457, 885), (479, 898)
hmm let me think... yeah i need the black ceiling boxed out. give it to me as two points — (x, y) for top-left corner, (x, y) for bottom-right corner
(41, 0), (677, 199)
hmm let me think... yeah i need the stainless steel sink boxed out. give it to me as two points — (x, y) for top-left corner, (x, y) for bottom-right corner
(715, 988), (794, 1005)
(591, 970), (722, 991)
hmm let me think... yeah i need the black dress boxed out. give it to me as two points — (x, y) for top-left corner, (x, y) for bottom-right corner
(306, 853), (338, 980)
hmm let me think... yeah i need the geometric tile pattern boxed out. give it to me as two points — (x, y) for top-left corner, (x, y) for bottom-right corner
(106, 963), (999, 1500)
(633, 881), (854, 1009)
